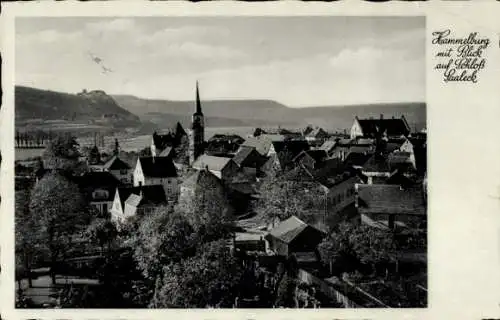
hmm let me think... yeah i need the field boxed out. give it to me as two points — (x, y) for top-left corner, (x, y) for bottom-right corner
(15, 126), (256, 161)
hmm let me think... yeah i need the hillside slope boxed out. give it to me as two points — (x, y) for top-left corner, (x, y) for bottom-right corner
(15, 86), (141, 127)
(113, 94), (426, 131)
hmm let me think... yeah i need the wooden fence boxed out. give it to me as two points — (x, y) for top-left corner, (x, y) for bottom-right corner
(297, 268), (389, 308)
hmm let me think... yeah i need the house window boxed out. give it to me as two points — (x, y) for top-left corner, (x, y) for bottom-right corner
(92, 190), (109, 200)
(120, 169), (128, 175)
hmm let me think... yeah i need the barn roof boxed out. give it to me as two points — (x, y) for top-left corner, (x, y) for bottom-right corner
(357, 184), (426, 215)
(268, 216), (324, 244)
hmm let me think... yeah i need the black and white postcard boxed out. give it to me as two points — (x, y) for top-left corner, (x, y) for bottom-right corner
(1, 2), (499, 320)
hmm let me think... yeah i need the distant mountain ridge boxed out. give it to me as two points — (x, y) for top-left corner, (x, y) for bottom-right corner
(112, 94), (426, 132)
(15, 86), (426, 133)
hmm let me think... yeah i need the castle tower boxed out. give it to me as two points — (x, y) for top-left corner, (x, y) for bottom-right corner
(189, 81), (205, 165)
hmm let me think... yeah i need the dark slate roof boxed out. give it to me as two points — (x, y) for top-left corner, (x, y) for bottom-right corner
(302, 150), (328, 163)
(291, 252), (319, 264)
(357, 184), (426, 215)
(102, 156), (131, 171)
(232, 146), (266, 168)
(344, 152), (372, 168)
(348, 145), (372, 154)
(139, 157), (178, 178)
(158, 147), (174, 158)
(77, 171), (121, 189)
(152, 132), (176, 150)
(117, 185), (167, 209)
(268, 216), (324, 244)
(271, 140), (310, 155)
(357, 117), (410, 138)
(362, 155), (393, 174)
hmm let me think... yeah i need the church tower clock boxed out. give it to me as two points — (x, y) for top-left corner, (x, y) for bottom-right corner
(189, 81), (205, 165)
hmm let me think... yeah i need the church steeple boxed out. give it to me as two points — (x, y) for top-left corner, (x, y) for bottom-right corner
(195, 80), (203, 115)
(189, 81), (205, 165)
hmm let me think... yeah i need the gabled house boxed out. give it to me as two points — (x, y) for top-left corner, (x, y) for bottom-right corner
(150, 122), (187, 157)
(110, 185), (168, 224)
(268, 140), (310, 172)
(284, 161), (363, 228)
(293, 149), (328, 170)
(318, 140), (337, 157)
(133, 156), (178, 201)
(232, 146), (267, 177)
(343, 151), (372, 170)
(205, 134), (244, 157)
(305, 127), (329, 145)
(100, 155), (133, 184)
(191, 154), (239, 181)
(356, 184), (426, 230)
(361, 155), (396, 184)
(265, 216), (326, 256)
(178, 168), (234, 216)
(388, 151), (416, 173)
(240, 135), (276, 157)
(76, 171), (122, 215)
(350, 115), (411, 139)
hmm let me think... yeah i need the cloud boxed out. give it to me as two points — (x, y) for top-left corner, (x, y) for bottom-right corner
(148, 42), (247, 60)
(86, 18), (135, 33)
(16, 29), (83, 46)
(139, 26), (230, 46)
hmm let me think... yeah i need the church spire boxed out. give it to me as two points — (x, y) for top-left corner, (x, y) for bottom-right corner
(195, 80), (202, 115)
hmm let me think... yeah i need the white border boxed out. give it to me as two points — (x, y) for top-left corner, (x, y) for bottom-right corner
(1, 2), (500, 320)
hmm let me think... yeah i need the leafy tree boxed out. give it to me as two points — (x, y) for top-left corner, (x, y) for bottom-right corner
(84, 217), (118, 254)
(318, 222), (397, 277)
(150, 240), (242, 308)
(254, 174), (326, 226)
(29, 172), (90, 284)
(42, 134), (81, 172)
(177, 173), (234, 242)
(15, 188), (36, 288)
(88, 145), (101, 165)
(274, 274), (297, 308)
(131, 207), (196, 282)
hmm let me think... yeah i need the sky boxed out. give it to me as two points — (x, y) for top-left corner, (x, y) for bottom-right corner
(16, 16), (425, 107)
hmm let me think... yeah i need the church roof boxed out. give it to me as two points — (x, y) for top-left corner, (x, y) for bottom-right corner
(356, 117), (410, 138)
